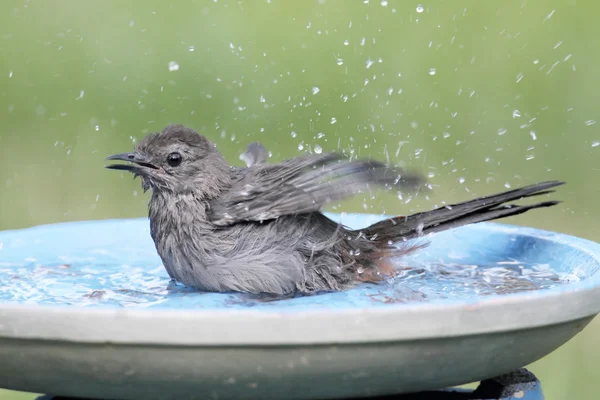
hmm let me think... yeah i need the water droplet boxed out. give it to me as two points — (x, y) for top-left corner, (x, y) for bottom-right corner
(357, 266), (365, 274)
(428, 68), (436, 76)
(512, 110), (521, 118)
(585, 120), (596, 126)
(188, 46), (195, 52)
(380, 0), (388, 6)
(314, 145), (323, 154)
(76, 90), (85, 100)
(516, 72), (524, 83)
(317, 132), (326, 139)
(504, 182), (512, 189)
(533, 59), (540, 65)
(427, 172), (436, 178)
(416, 4), (424, 13)
(94, 125), (100, 131)
(168, 61), (179, 72)
(530, 131), (537, 140)
(442, 132), (451, 139)
(336, 58), (344, 65)
(330, 117), (337, 124)
(298, 143), (304, 151)
(291, 131), (297, 138)
(8, 71), (12, 78)
(497, 128), (507, 136)
(544, 10), (555, 22)
(312, 87), (320, 95)
(343, 40), (349, 46)
(366, 58), (374, 68)
(458, 177), (465, 184)
(592, 141), (600, 148)
(260, 95), (266, 103)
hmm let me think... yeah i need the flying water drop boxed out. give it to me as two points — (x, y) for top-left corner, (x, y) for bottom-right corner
(516, 72), (524, 83)
(168, 61), (180, 72)
(530, 131), (537, 140)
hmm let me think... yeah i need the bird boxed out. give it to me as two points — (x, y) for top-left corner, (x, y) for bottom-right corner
(105, 124), (564, 296)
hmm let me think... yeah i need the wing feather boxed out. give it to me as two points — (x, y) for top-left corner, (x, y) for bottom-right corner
(207, 152), (423, 226)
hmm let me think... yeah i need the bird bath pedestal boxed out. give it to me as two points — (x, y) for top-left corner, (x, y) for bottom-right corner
(0, 213), (598, 400)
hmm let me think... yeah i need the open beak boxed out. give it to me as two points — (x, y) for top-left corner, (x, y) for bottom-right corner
(104, 152), (159, 173)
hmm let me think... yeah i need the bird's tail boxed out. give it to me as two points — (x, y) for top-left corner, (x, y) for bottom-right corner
(361, 180), (565, 249)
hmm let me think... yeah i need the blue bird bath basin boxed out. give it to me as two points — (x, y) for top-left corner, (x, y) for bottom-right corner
(0, 213), (599, 399)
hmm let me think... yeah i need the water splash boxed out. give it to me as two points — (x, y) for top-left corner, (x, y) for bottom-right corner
(0, 257), (575, 308)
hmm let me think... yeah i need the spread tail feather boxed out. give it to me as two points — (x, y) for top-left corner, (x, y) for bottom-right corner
(362, 180), (565, 245)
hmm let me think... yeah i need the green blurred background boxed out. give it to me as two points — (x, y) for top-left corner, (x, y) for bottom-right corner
(0, 0), (598, 398)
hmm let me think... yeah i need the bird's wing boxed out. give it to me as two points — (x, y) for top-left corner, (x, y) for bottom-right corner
(207, 152), (423, 226)
(239, 142), (268, 167)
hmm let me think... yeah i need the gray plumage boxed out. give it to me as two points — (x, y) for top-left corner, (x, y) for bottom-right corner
(239, 142), (268, 167)
(106, 124), (564, 296)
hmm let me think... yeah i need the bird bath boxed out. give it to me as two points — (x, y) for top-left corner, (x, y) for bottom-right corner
(0, 212), (599, 399)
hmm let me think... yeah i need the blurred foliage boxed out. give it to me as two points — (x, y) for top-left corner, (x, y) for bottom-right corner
(0, 0), (598, 399)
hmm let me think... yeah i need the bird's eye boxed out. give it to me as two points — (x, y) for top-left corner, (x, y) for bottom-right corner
(166, 152), (182, 167)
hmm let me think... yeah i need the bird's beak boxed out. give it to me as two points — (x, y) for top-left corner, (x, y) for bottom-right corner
(104, 152), (159, 172)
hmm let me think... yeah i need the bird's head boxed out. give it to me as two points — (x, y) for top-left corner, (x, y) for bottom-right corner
(105, 124), (230, 195)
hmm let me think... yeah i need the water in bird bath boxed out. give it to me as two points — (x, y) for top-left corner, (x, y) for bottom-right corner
(0, 216), (583, 310)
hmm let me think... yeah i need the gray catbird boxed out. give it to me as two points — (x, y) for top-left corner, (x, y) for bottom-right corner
(106, 124), (564, 296)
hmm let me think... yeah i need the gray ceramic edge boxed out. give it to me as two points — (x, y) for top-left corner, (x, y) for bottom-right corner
(0, 217), (599, 346)
(1, 286), (599, 346)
